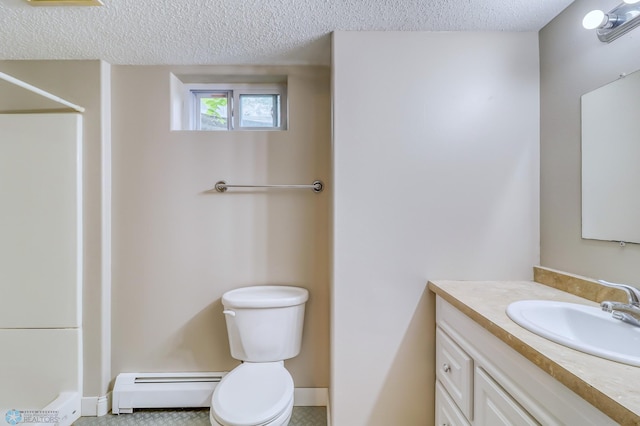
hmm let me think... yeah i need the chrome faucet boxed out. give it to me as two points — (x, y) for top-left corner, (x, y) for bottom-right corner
(599, 280), (640, 327)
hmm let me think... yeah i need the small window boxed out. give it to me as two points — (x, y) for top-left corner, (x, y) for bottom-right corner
(187, 84), (286, 131)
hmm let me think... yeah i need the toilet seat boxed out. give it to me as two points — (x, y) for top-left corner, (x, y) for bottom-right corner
(211, 362), (294, 426)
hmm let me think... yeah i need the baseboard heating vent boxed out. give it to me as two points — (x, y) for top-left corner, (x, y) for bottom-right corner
(112, 372), (226, 414)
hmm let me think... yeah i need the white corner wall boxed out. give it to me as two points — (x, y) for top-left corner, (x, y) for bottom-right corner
(332, 31), (540, 425)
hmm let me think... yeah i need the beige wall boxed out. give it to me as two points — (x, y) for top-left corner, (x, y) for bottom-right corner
(332, 32), (540, 425)
(540, 0), (640, 286)
(0, 60), (109, 398)
(110, 65), (331, 387)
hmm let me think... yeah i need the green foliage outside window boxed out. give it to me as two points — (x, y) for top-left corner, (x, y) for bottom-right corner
(202, 97), (227, 118)
(201, 97), (228, 129)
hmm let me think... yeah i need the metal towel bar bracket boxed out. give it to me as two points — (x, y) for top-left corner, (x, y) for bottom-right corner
(214, 180), (324, 193)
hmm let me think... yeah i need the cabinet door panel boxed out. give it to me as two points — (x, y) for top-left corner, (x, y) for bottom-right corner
(436, 381), (471, 426)
(475, 367), (539, 426)
(436, 328), (474, 420)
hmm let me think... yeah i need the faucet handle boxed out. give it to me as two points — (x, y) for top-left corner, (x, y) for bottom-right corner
(598, 279), (640, 306)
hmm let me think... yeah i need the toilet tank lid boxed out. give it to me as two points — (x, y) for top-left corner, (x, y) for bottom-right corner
(222, 286), (309, 309)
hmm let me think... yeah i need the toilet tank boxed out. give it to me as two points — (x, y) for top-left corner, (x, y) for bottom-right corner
(221, 286), (309, 362)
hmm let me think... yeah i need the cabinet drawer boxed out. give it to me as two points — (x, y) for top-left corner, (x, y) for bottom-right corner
(475, 366), (539, 426)
(436, 327), (473, 420)
(436, 380), (471, 426)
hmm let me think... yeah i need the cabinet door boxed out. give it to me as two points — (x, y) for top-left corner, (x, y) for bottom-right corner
(436, 327), (474, 420)
(436, 381), (471, 426)
(474, 367), (539, 426)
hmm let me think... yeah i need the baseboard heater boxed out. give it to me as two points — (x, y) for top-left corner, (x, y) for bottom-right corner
(112, 372), (226, 414)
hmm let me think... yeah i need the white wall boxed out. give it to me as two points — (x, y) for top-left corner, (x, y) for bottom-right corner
(111, 65), (331, 387)
(540, 0), (640, 285)
(332, 31), (540, 425)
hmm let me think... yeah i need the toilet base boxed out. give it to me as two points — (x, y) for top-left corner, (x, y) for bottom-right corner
(210, 396), (294, 426)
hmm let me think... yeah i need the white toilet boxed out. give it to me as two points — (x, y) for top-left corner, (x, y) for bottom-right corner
(210, 285), (309, 426)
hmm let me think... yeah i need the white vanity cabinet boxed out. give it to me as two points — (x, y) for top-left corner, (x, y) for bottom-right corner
(434, 296), (616, 426)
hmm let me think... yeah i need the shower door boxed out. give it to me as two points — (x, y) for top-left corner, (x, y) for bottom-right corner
(0, 113), (82, 411)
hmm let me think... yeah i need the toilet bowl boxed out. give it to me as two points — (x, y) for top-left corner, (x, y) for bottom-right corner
(210, 285), (308, 426)
(210, 362), (294, 426)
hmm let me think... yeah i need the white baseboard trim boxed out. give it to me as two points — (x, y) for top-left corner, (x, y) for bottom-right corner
(293, 388), (329, 406)
(81, 393), (110, 417)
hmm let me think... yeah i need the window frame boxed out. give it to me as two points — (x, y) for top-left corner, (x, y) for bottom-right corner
(186, 83), (287, 131)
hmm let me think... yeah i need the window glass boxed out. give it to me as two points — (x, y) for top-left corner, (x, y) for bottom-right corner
(239, 94), (280, 128)
(199, 92), (230, 130)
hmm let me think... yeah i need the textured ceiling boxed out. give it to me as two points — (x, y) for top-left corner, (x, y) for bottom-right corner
(0, 0), (573, 66)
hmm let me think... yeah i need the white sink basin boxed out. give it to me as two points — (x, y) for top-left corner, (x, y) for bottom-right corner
(506, 300), (640, 367)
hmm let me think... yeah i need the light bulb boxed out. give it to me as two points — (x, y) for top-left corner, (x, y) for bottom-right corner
(583, 10), (608, 29)
(624, 0), (640, 4)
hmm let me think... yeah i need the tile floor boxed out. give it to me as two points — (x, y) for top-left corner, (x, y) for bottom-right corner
(73, 406), (327, 425)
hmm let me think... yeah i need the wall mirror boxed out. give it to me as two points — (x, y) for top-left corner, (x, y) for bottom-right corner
(582, 69), (640, 244)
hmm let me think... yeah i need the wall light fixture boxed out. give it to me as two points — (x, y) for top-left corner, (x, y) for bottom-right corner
(583, 0), (640, 42)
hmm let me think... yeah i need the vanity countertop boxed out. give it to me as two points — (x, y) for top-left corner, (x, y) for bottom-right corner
(428, 267), (640, 425)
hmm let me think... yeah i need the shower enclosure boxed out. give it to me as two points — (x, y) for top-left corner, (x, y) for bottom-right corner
(0, 72), (83, 426)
